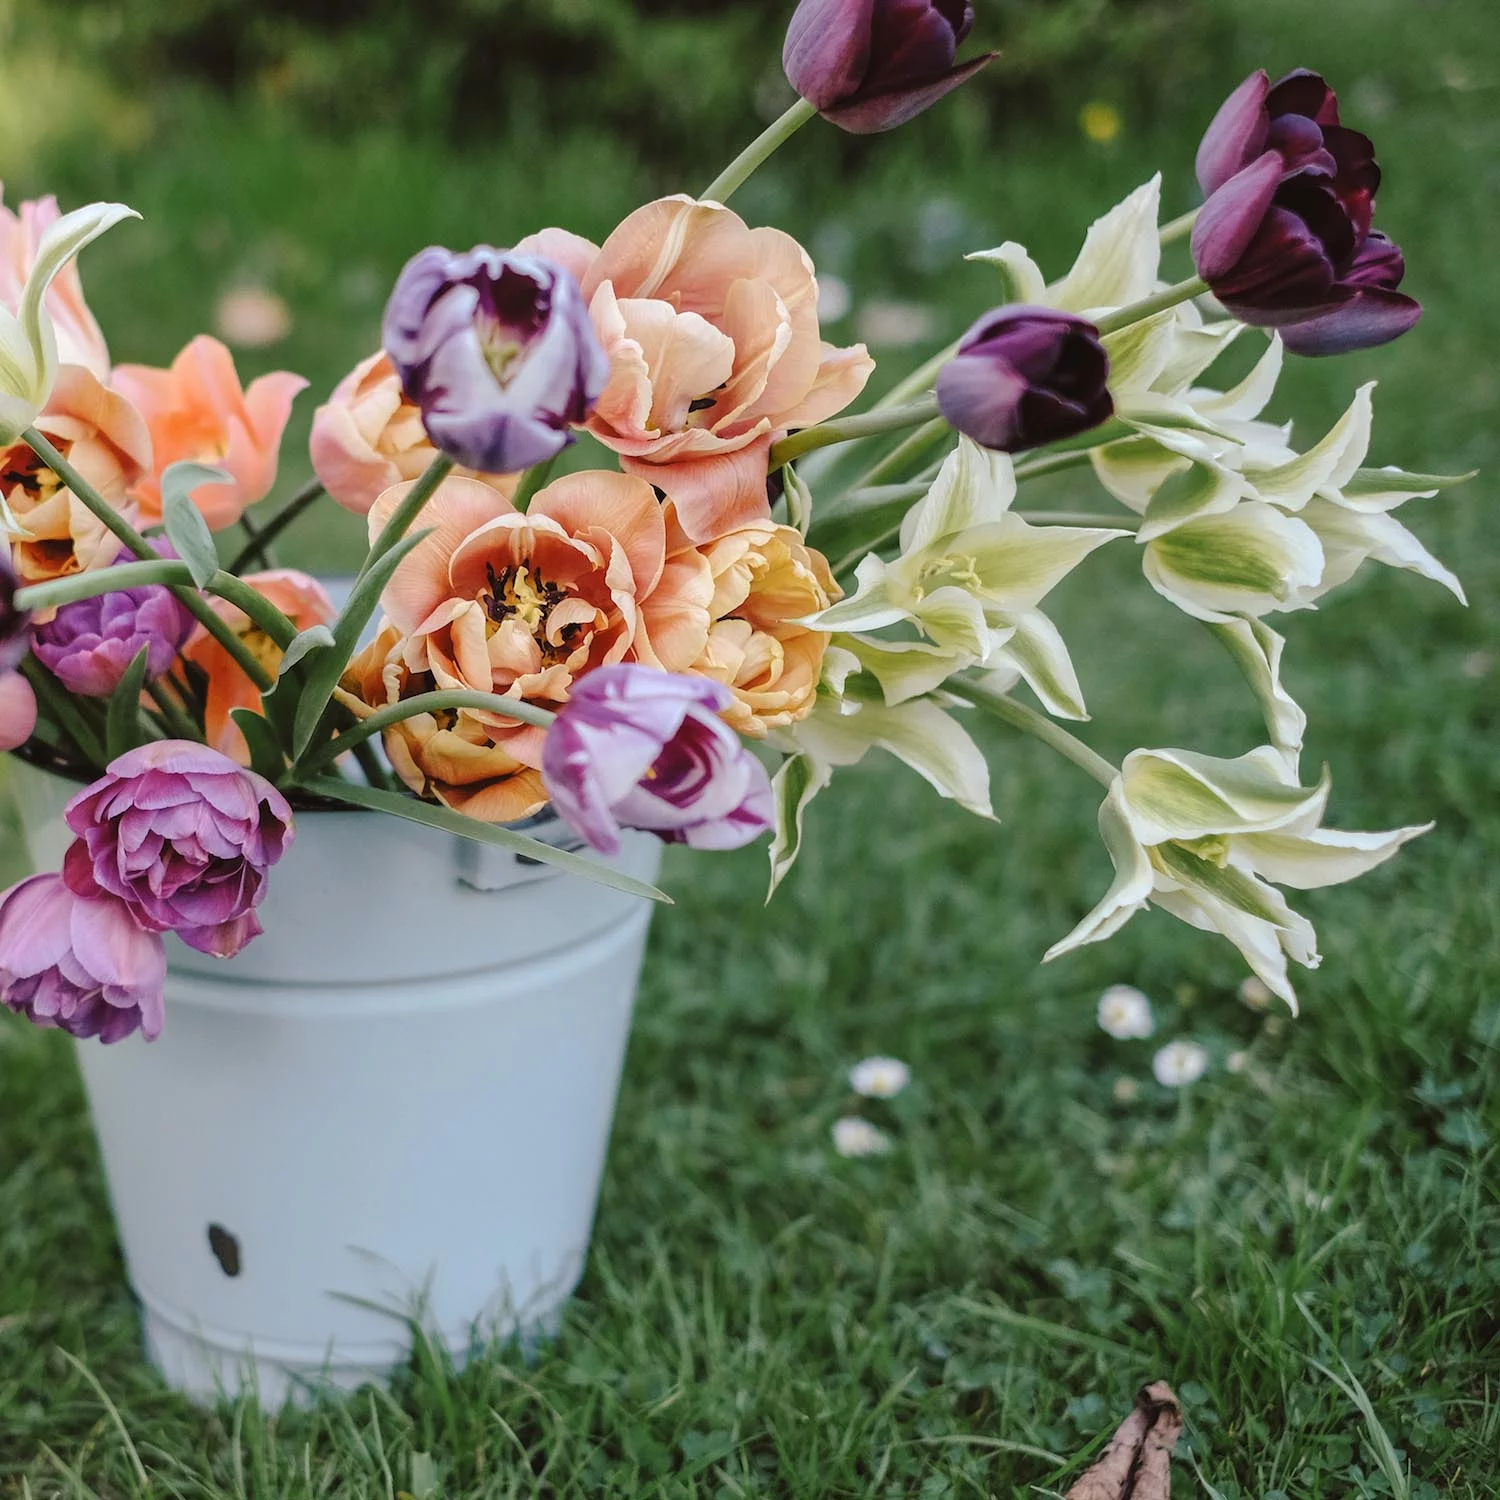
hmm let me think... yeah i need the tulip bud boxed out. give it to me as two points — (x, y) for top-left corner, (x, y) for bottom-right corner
(936, 306), (1114, 453)
(1, 549), (32, 673)
(0, 669), (36, 752)
(1190, 69), (1420, 356)
(783, 0), (996, 135)
(382, 247), (610, 475)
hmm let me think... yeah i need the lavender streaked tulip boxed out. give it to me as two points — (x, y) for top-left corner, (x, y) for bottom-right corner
(382, 247), (609, 475)
(783, 0), (996, 135)
(1191, 69), (1420, 356)
(936, 306), (1114, 453)
(542, 665), (775, 858)
(62, 741), (294, 959)
(1, 550), (31, 673)
(32, 553), (195, 698)
(0, 669), (36, 751)
(0, 873), (166, 1044)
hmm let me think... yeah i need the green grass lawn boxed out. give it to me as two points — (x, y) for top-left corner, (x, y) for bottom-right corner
(2, 0), (1498, 1493)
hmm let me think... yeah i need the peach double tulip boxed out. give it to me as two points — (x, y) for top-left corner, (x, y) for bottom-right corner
(182, 570), (336, 764)
(309, 351), (517, 517)
(517, 198), (874, 544)
(0, 190), (112, 379)
(113, 335), (306, 532)
(1, 366), (153, 592)
(339, 472), (716, 823)
(680, 510), (839, 737)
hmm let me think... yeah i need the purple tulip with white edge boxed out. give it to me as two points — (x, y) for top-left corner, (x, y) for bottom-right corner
(32, 551), (195, 698)
(0, 873), (167, 1044)
(783, 0), (996, 135)
(62, 741), (294, 959)
(1191, 68), (1421, 356)
(936, 306), (1114, 453)
(382, 247), (609, 474)
(542, 665), (775, 858)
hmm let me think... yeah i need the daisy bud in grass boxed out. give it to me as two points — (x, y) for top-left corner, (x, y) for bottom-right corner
(542, 664), (774, 858)
(850, 1056), (911, 1099)
(32, 546), (194, 697)
(1152, 1040), (1209, 1088)
(937, 307), (1114, 454)
(784, 0), (996, 135)
(382, 247), (608, 475)
(0, 669), (36, 751)
(1191, 69), (1420, 356)
(63, 741), (294, 959)
(1097, 984), (1156, 1040)
(0, 874), (166, 1044)
(1, 550), (30, 672)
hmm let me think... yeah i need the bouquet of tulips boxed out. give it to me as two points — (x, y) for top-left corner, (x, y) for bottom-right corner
(0, 0), (1471, 1048)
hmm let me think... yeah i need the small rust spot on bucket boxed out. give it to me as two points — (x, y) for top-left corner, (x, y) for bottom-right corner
(207, 1224), (242, 1278)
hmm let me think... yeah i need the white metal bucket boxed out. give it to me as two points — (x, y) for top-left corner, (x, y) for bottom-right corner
(10, 759), (662, 1406)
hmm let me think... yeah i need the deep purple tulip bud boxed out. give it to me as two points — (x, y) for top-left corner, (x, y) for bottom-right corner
(783, 0), (996, 135)
(1, 549), (31, 674)
(1191, 68), (1420, 356)
(936, 306), (1114, 454)
(542, 665), (775, 858)
(0, 873), (166, 1044)
(32, 549), (195, 698)
(382, 247), (610, 475)
(63, 741), (294, 959)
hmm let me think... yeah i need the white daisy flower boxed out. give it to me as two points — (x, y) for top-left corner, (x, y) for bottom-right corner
(832, 1117), (892, 1158)
(1238, 976), (1275, 1012)
(1097, 984), (1156, 1040)
(1226, 1050), (1251, 1075)
(849, 1056), (911, 1099)
(1152, 1040), (1209, 1088)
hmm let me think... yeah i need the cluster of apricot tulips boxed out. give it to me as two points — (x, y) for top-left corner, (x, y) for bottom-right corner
(0, 0), (1468, 1044)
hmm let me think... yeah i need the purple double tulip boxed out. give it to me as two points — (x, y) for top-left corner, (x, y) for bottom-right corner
(783, 0), (996, 134)
(32, 552), (195, 698)
(542, 666), (775, 858)
(383, 247), (610, 475)
(0, 873), (167, 1044)
(63, 741), (294, 959)
(1, 550), (30, 674)
(1191, 69), (1421, 356)
(937, 306), (1114, 453)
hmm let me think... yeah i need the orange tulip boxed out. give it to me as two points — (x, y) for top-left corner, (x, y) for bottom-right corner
(113, 335), (307, 532)
(181, 570), (335, 764)
(1, 365), (152, 597)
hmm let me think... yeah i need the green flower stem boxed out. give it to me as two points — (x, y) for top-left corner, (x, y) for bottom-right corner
(1012, 448), (1099, 482)
(1159, 208), (1200, 248)
(771, 397), (943, 471)
(15, 560), (193, 613)
(205, 571), (299, 649)
(363, 454), (454, 580)
(1094, 276), (1209, 337)
(833, 417), (952, 505)
(227, 477), (327, 574)
(948, 677), (1118, 789)
(297, 689), (557, 779)
(147, 679), (202, 741)
(21, 427), (276, 692)
(701, 98), (818, 205)
(20, 657), (106, 765)
(510, 455), (558, 515)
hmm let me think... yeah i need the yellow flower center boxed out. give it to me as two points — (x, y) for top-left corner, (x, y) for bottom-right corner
(1172, 834), (1233, 868)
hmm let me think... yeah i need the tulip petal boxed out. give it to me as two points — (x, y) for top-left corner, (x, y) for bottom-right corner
(1191, 151), (1286, 282)
(1280, 288), (1423, 357)
(1045, 781), (1155, 960)
(1119, 745), (1323, 844)
(900, 438), (1016, 552)
(820, 52), (996, 134)
(1207, 618), (1306, 770)
(1196, 70), (1271, 195)
(1052, 176), (1163, 315)
(1243, 383), (1373, 508)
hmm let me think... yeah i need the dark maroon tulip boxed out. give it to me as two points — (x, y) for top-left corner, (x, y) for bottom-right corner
(1, 550), (30, 674)
(936, 306), (1114, 454)
(1191, 69), (1420, 356)
(783, 0), (996, 135)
